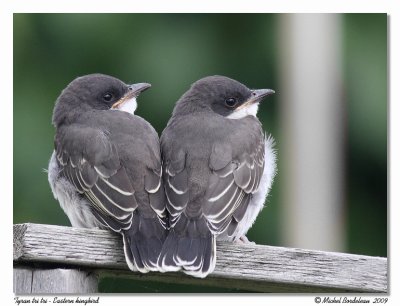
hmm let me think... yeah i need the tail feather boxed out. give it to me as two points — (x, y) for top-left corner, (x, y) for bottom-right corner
(157, 231), (181, 272)
(122, 214), (166, 273)
(184, 234), (216, 277)
(122, 233), (145, 272)
(158, 228), (216, 278)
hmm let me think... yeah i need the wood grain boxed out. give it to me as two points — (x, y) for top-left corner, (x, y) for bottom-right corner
(13, 223), (387, 293)
(14, 267), (98, 293)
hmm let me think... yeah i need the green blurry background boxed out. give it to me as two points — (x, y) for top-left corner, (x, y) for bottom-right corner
(13, 14), (387, 293)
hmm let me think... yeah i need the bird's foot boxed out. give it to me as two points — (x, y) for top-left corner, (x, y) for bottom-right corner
(236, 236), (256, 245)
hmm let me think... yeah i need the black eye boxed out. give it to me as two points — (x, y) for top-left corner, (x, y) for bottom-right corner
(103, 93), (113, 102)
(225, 97), (237, 107)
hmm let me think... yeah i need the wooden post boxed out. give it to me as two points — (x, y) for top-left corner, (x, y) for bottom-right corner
(278, 14), (345, 252)
(14, 266), (98, 294)
(13, 223), (387, 293)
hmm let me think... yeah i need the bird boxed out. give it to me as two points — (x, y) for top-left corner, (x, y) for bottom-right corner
(157, 75), (277, 278)
(47, 73), (167, 273)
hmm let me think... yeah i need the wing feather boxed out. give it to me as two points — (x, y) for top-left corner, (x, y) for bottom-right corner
(203, 137), (265, 236)
(55, 125), (137, 231)
(163, 149), (189, 226)
(162, 131), (266, 240)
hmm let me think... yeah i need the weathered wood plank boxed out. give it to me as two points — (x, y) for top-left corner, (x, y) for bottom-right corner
(13, 223), (387, 293)
(14, 267), (33, 294)
(13, 266), (98, 293)
(31, 268), (98, 293)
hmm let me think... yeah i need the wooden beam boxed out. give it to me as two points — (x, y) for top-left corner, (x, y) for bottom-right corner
(13, 223), (387, 293)
(14, 267), (98, 294)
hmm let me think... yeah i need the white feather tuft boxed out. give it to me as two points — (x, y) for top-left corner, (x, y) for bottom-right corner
(227, 103), (259, 119)
(115, 97), (138, 114)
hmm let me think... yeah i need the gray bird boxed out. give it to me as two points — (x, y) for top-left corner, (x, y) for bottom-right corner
(157, 75), (276, 278)
(48, 74), (166, 273)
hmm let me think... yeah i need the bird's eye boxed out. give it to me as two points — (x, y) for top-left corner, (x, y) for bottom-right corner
(103, 93), (113, 102)
(225, 97), (237, 107)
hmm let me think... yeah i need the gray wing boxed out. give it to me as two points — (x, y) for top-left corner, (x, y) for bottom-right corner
(55, 124), (138, 232)
(163, 135), (265, 237)
(203, 136), (266, 236)
(163, 148), (189, 228)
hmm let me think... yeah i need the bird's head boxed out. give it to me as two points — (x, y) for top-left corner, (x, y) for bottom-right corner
(52, 74), (151, 126)
(173, 75), (274, 119)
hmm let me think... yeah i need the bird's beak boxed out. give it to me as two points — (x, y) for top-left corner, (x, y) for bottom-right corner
(111, 83), (151, 109)
(235, 88), (275, 111)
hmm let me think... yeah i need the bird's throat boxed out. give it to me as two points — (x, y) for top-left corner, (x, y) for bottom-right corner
(227, 103), (259, 119)
(114, 97), (138, 114)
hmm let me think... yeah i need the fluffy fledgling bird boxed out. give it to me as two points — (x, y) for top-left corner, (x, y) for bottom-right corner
(48, 74), (167, 273)
(158, 75), (277, 278)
